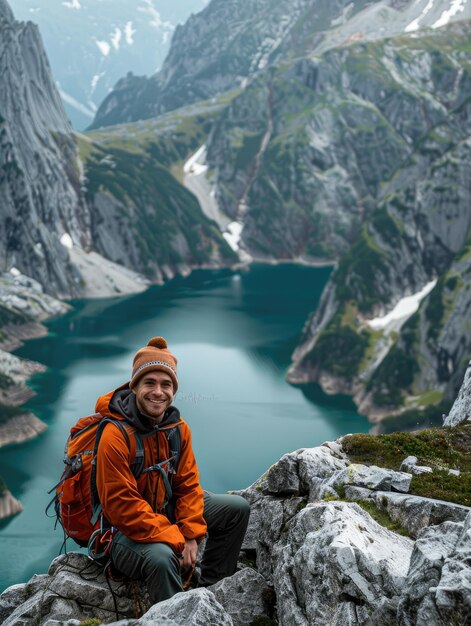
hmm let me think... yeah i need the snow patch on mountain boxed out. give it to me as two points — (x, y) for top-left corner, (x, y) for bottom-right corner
(432, 0), (468, 28)
(124, 21), (135, 45)
(405, 0), (435, 32)
(58, 88), (95, 118)
(95, 39), (110, 56)
(111, 27), (122, 51)
(62, 0), (80, 9)
(139, 0), (174, 33)
(368, 280), (437, 331)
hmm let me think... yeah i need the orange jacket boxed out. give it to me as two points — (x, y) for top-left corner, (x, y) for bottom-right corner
(95, 388), (206, 554)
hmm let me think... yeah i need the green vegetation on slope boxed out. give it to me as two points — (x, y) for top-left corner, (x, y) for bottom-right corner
(342, 424), (471, 506)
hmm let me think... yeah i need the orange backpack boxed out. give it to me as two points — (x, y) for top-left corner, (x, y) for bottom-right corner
(48, 413), (181, 551)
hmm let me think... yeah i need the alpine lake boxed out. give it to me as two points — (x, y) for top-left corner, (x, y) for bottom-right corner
(0, 264), (368, 591)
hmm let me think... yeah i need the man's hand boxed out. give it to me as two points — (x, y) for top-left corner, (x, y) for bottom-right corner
(181, 538), (198, 571)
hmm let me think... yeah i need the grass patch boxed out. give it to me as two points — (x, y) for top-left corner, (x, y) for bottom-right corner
(355, 499), (410, 536)
(412, 469), (471, 507)
(342, 424), (471, 506)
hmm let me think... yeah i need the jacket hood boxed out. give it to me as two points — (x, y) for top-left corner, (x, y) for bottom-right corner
(95, 383), (182, 433)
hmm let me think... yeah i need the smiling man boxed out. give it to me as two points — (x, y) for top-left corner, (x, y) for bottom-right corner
(94, 336), (250, 604)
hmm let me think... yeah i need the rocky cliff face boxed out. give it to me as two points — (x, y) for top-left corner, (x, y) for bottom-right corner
(1, 420), (469, 625)
(286, 26), (471, 425)
(0, 2), (91, 297)
(78, 104), (237, 283)
(0, 0), (236, 298)
(90, 0), (471, 130)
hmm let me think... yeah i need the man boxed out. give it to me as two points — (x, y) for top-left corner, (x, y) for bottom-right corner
(94, 336), (250, 603)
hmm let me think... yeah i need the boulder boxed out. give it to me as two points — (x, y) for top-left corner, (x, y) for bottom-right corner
(297, 446), (349, 499)
(324, 464), (412, 497)
(126, 588), (232, 626)
(0, 574), (51, 625)
(210, 567), (273, 626)
(398, 511), (471, 625)
(272, 501), (413, 626)
(400, 456), (432, 476)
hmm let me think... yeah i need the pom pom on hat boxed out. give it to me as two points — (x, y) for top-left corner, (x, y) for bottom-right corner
(130, 336), (178, 391)
(148, 336), (167, 349)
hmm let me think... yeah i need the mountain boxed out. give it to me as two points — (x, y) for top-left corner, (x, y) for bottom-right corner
(0, 0), (235, 298)
(286, 23), (471, 428)
(8, 0), (208, 129)
(86, 0), (471, 427)
(90, 0), (471, 130)
(0, 0), (91, 297)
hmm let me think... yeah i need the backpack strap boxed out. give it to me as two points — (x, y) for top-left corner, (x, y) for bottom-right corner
(89, 417), (144, 526)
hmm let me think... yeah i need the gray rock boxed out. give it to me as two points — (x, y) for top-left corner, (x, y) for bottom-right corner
(445, 360), (471, 426)
(133, 588), (233, 625)
(297, 446), (349, 500)
(345, 488), (470, 538)
(433, 511), (471, 622)
(210, 568), (272, 626)
(272, 501), (413, 626)
(266, 451), (300, 495)
(398, 520), (463, 625)
(41, 618), (81, 626)
(2, 588), (56, 626)
(0, 574), (51, 624)
(400, 456), (432, 476)
(325, 464), (412, 496)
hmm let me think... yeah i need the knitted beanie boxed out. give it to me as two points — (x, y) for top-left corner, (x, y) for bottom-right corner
(130, 336), (178, 391)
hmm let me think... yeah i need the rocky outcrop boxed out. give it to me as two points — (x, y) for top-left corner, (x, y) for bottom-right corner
(1, 428), (469, 624)
(0, 489), (23, 520)
(445, 359), (471, 426)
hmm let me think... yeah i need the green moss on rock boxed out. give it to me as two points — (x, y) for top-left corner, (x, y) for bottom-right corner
(342, 424), (471, 506)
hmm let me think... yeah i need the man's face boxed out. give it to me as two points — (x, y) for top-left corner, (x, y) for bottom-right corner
(132, 371), (174, 423)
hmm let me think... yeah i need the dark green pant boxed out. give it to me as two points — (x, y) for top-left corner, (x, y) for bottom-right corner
(110, 492), (250, 603)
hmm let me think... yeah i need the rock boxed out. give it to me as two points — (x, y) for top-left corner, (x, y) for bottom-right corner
(397, 511), (471, 625)
(445, 359), (471, 426)
(346, 489), (471, 538)
(130, 588), (233, 626)
(297, 446), (349, 500)
(433, 511), (471, 622)
(325, 464), (412, 497)
(0, 413), (47, 449)
(0, 574), (51, 624)
(400, 456), (433, 476)
(210, 567), (273, 626)
(266, 451), (300, 495)
(0, 488), (23, 520)
(272, 501), (413, 626)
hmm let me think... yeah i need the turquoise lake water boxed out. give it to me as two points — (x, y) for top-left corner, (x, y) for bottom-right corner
(0, 264), (368, 591)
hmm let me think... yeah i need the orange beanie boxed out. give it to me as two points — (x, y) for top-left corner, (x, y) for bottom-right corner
(130, 337), (178, 391)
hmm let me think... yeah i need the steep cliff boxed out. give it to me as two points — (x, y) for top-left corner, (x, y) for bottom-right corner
(90, 0), (471, 130)
(80, 98), (237, 283)
(287, 30), (471, 426)
(0, 0), (236, 297)
(0, 2), (91, 297)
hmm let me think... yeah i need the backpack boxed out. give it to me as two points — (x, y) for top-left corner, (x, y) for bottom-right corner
(47, 412), (181, 550)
